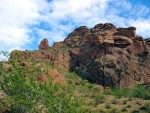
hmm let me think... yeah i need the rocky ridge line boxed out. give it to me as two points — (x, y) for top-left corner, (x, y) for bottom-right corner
(10, 23), (150, 89)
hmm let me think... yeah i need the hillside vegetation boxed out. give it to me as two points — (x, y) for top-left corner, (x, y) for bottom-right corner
(0, 58), (149, 113)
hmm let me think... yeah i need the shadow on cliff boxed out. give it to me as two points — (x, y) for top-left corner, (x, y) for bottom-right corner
(68, 43), (117, 88)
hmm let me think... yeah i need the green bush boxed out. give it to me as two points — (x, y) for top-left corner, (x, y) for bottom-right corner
(133, 85), (150, 99)
(104, 85), (150, 99)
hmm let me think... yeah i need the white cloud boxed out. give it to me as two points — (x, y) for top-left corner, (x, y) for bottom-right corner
(0, 0), (48, 51)
(35, 28), (65, 46)
(0, 0), (150, 60)
(128, 18), (150, 38)
(39, 0), (113, 43)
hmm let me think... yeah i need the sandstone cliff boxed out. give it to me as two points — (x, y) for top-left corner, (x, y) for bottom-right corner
(10, 23), (150, 89)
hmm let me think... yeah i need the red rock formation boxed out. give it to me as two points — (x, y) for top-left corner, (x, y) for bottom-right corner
(10, 23), (150, 89)
(114, 26), (136, 39)
(37, 74), (48, 82)
(48, 69), (67, 85)
(39, 39), (50, 50)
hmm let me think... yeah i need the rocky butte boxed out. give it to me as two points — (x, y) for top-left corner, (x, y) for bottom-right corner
(10, 23), (150, 89)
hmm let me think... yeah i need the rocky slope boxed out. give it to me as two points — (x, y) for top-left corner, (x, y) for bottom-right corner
(10, 23), (150, 89)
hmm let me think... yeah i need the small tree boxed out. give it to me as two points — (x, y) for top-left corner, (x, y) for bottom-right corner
(0, 50), (10, 61)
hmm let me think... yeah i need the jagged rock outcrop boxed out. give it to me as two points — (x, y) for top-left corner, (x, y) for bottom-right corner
(10, 23), (150, 89)
(39, 39), (50, 50)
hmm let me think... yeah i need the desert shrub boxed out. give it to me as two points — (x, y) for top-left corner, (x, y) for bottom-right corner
(136, 101), (141, 106)
(92, 85), (101, 93)
(128, 97), (132, 101)
(121, 108), (128, 112)
(104, 88), (132, 98)
(99, 109), (106, 113)
(105, 103), (111, 109)
(123, 100), (127, 105)
(104, 84), (150, 99)
(132, 84), (150, 99)
(132, 110), (140, 113)
(82, 80), (89, 84)
(139, 103), (150, 112)
(0, 61), (86, 113)
(111, 99), (118, 104)
(109, 108), (119, 113)
(67, 79), (73, 84)
(126, 104), (132, 108)
(87, 83), (94, 89)
(94, 94), (105, 106)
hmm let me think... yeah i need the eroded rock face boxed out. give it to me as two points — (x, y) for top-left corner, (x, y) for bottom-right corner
(114, 27), (136, 39)
(10, 23), (150, 89)
(114, 36), (133, 48)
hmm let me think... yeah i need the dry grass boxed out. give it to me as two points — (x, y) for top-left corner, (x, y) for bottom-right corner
(73, 90), (150, 113)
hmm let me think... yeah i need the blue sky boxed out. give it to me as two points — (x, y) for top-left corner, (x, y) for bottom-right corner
(0, 0), (150, 59)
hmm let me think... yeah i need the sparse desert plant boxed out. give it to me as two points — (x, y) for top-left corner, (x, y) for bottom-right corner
(105, 103), (111, 109)
(139, 103), (150, 112)
(128, 97), (132, 101)
(126, 104), (132, 108)
(111, 99), (118, 104)
(121, 108), (128, 112)
(132, 109), (140, 113)
(123, 100), (127, 105)
(92, 85), (101, 93)
(82, 80), (89, 85)
(67, 79), (73, 84)
(87, 83), (94, 89)
(94, 94), (105, 106)
(136, 101), (142, 106)
(109, 108), (119, 113)
(99, 109), (106, 113)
